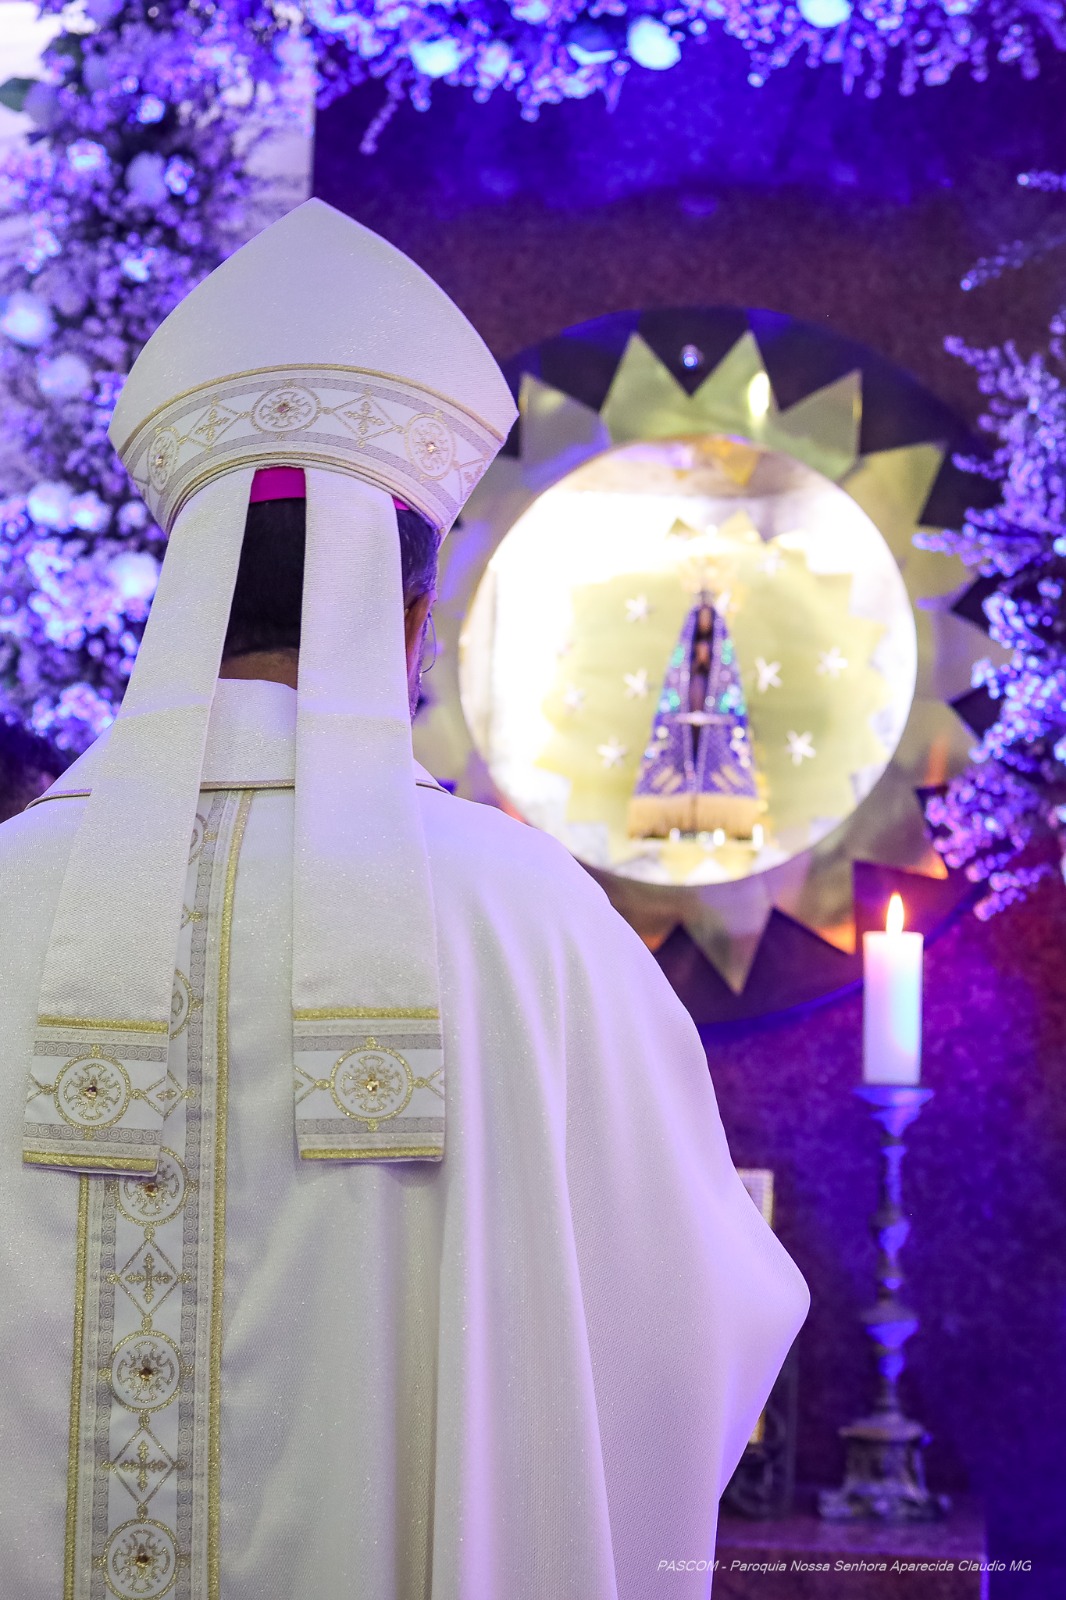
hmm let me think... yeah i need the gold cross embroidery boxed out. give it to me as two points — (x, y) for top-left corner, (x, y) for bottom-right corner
(114, 1438), (170, 1498)
(122, 1252), (173, 1306)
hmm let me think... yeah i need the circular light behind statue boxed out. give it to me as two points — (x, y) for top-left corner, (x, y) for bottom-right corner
(459, 438), (917, 890)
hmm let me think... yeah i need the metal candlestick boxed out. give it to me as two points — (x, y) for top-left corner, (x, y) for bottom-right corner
(819, 1084), (950, 1522)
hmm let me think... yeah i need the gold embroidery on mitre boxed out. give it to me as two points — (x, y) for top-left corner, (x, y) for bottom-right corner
(118, 363), (503, 535)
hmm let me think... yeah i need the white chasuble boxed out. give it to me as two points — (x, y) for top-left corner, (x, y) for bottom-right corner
(0, 680), (809, 1600)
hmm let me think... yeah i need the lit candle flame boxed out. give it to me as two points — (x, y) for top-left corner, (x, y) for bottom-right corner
(886, 892), (905, 935)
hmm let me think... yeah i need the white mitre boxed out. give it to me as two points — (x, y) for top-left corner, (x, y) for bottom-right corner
(23, 199), (517, 1177)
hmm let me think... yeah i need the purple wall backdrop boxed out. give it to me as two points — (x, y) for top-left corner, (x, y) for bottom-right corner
(314, 53), (1066, 1595)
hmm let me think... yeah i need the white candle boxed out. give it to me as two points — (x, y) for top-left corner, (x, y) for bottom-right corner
(862, 893), (923, 1084)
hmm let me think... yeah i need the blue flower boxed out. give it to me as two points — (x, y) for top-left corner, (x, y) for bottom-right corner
(67, 139), (109, 176)
(136, 95), (167, 124)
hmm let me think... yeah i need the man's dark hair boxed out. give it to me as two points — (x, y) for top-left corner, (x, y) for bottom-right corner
(223, 496), (439, 660)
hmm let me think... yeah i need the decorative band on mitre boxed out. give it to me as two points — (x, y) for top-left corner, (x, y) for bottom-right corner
(116, 364), (509, 535)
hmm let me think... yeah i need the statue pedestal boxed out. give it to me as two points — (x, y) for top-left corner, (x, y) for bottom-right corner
(714, 1490), (989, 1599)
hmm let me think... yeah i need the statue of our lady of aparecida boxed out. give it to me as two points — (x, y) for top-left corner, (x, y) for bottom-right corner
(629, 546), (763, 842)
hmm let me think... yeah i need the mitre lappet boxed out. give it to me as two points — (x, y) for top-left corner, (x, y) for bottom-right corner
(22, 199), (517, 1177)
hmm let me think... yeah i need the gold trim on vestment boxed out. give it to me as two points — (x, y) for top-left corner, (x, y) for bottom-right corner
(293, 1005), (440, 1021)
(199, 778), (294, 792)
(208, 788), (251, 1599)
(36, 1014), (169, 1034)
(64, 1176), (89, 1600)
(300, 1146), (445, 1161)
(25, 1150), (159, 1173)
(59, 790), (245, 1599)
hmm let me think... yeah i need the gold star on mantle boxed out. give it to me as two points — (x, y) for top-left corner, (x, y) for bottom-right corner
(755, 658), (782, 692)
(786, 731), (817, 765)
(817, 648), (849, 678)
(596, 738), (628, 769)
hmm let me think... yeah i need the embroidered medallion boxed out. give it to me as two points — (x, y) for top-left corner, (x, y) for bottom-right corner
(331, 1040), (414, 1125)
(292, 1013), (445, 1162)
